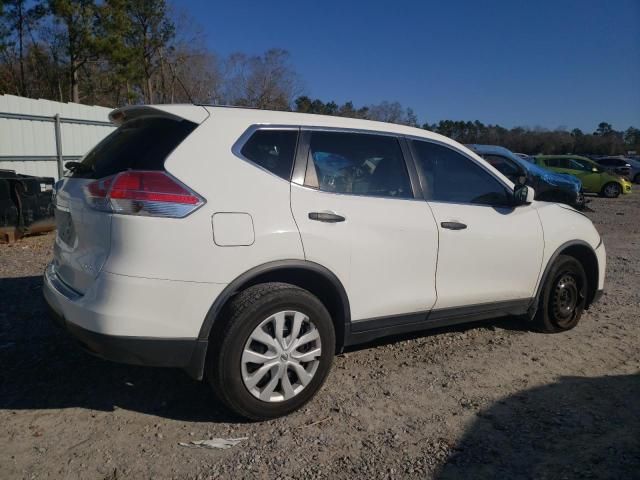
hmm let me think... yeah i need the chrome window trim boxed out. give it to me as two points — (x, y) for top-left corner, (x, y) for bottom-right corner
(232, 123), (515, 204)
(230, 124), (301, 182)
(291, 181), (427, 202)
(300, 125), (404, 137)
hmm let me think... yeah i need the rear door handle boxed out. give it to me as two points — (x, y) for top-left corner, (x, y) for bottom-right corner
(308, 212), (346, 223)
(441, 221), (467, 230)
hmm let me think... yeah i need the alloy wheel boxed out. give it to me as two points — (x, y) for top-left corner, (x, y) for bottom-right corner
(241, 311), (322, 402)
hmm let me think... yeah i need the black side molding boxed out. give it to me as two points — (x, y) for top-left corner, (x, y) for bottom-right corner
(528, 239), (600, 318)
(345, 299), (531, 346)
(198, 259), (350, 340)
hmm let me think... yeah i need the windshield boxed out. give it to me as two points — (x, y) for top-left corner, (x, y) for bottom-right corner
(469, 145), (582, 191)
(497, 150), (563, 178)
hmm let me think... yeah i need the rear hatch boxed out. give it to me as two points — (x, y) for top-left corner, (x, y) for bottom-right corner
(52, 106), (205, 294)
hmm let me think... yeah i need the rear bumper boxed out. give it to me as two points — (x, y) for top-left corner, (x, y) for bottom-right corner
(43, 263), (221, 379)
(46, 300), (206, 377)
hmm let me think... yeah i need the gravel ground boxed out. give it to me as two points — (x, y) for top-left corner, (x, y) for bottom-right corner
(1, 194), (639, 479)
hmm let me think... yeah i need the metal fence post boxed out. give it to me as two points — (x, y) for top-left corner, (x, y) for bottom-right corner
(0, 110), (113, 179)
(54, 114), (64, 179)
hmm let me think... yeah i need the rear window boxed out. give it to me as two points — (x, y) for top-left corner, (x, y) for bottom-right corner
(71, 117), (197, 179)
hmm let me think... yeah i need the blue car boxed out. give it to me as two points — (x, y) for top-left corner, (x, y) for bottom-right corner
(467, 144), (585, 209)
(628, 158), (640, 184)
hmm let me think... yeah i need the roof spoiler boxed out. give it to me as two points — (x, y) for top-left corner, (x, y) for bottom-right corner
(108, 104), (210, 126)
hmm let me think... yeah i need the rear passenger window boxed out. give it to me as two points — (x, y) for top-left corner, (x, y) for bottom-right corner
(240, 129), (298, 180)
(306, 131), (412, 198)
(412, 140), (511, 206)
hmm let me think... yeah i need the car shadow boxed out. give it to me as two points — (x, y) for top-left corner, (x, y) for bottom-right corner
(0, 275), (245, 423)
(435, 374), (640, 479)
(0, 275), (541, 424)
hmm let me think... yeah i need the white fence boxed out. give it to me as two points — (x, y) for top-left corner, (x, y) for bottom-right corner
(0, 95), (116, 180)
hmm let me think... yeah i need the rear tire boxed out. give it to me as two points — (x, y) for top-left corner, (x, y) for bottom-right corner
(207, 282), (335, 420)
(534, 255), (587, 333)
(601, 182), (621, 198)
(634, 173), (640, 184)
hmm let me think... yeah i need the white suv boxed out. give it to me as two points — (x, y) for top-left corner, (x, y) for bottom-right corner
(44, 105), (606, 419)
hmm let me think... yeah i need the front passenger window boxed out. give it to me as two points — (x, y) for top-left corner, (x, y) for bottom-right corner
(567, 159), (591, 171)
(412, 140), (511, 206)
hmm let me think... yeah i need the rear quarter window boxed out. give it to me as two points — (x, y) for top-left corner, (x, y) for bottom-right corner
(73, 117), (197, 179)
(239, 129), (299, 180)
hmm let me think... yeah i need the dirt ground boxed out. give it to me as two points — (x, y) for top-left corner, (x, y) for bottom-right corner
(1, 194), (639, 480)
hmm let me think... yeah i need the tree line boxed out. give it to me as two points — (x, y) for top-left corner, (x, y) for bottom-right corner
(1, 0), (637, 156)
(293, 97), (639, 156)
(424, 120), (640, 156)
(0, 0), (303, 107)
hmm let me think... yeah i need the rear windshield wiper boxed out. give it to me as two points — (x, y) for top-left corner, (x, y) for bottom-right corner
(65, 161), (94, 174)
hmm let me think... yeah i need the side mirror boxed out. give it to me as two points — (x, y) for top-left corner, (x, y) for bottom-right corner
(514, 184), (534, 206)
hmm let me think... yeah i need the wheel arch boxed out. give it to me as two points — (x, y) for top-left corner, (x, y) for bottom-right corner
(530, 240), (600, 317)
(197, 260), (350, 350)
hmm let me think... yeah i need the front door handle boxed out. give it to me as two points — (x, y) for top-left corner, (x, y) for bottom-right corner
(441, 221), (467, 230)
(308, 212), (346, 223)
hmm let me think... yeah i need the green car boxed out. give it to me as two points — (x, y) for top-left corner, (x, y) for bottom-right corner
(535, 155), (632, 198)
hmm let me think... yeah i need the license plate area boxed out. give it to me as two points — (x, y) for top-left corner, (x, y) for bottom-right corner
(55, 208), (75, 246)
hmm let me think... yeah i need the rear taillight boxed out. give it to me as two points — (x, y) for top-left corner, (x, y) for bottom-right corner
(83, 171), (204, 218)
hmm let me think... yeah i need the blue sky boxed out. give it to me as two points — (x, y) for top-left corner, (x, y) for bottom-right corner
(182, 0), (639, 132)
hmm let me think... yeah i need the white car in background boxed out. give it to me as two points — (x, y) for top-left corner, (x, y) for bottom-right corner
(44, 105), (606, 419)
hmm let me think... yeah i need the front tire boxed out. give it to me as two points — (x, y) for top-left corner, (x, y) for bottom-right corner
(601, 182), (621, 198)
(534, 255), (587, 333)
(573, 191), (586, 210)
(207, 283), (335, 420)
